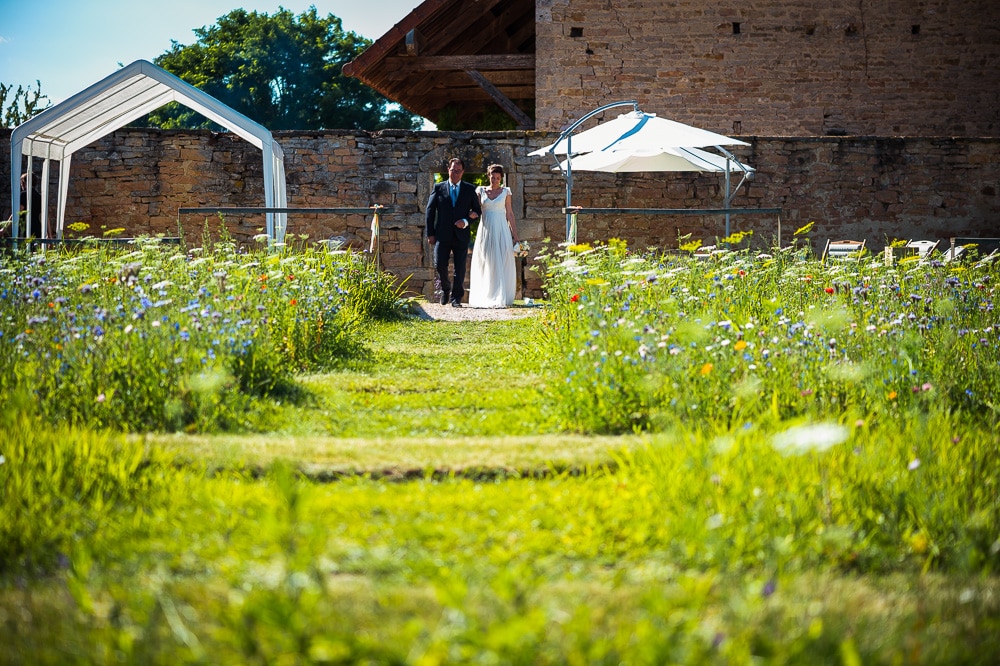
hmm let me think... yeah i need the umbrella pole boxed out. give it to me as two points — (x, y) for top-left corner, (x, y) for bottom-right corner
(724, 157), (732, 239)
(545, 100), (640, 243)
(566, 135), (574, 241)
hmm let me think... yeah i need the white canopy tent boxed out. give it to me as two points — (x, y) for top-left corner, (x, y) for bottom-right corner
(9, 59), (287, 243)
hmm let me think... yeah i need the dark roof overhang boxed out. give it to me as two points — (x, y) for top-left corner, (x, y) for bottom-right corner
(343, 0), (535, 128)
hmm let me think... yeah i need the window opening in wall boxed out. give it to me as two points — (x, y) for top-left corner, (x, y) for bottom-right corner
(911, 24), (920, 35)
(434, 172), (488, 187)
(732, 22), (741, 35)
(570, 27), (584, 38)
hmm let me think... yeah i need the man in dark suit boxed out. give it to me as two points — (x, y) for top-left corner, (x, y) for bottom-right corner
(425, 157), (481, 307)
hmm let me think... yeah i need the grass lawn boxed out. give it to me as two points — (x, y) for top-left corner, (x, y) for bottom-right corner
(3, 244), (1000, 664)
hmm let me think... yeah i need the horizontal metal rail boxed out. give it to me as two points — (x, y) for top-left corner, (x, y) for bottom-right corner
(562, 207), (782, 215)
(949, 236), (1000, 260)
(178, 206), (394, 215)
(2, 236), (181, 246)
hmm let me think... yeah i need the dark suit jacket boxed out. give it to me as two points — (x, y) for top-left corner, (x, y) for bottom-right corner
(425, 180), (482, 245)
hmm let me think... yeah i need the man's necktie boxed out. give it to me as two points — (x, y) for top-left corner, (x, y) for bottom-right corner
(450, 184), (457, 206)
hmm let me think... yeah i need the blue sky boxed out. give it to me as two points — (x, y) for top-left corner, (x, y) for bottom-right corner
(0, 0), (422, 107)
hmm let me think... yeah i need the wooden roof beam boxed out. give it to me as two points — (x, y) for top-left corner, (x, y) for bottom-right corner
(382, 70), (532, 98)
(505, 16), (536, 51)
(462, 2), (530, 51)
(384, 65), (534, 85)
(387, 54), (534, 71)
(464, 69), (534, 129)
(411, 1), (504, 56)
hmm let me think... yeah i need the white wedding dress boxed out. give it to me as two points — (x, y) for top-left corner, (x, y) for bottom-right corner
(469, 186), (516, 308)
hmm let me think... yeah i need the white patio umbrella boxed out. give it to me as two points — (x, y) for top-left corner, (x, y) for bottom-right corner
(555, 146), (754, 174)
(529, 110), (749, 157)
(531, 102), (753, 240)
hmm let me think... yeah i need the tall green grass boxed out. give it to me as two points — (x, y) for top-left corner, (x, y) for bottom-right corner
(0, 396), (178, 573)
(2, 238), (999, 664)
(4, 453), (998, 664)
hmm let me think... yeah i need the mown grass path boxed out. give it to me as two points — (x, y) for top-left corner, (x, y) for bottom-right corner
(145, 311), (641, 477)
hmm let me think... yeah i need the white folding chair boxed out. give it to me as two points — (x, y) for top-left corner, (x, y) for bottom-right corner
(905, 240), (939, 260)
(822, 239), (866, 262)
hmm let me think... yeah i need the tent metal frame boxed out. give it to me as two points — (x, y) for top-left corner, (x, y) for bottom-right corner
(9, 60), (288, 246)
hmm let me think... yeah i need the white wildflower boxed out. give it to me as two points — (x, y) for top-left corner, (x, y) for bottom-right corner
(771, 422), (849, 455)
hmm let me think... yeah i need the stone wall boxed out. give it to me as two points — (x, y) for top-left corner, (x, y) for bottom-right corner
(535, 0), (1000, 136)
(555, 136), (1000, 254)
(3, 128), (998, 299)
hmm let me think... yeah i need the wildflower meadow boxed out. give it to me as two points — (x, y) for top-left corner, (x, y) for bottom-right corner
(2, 231), (999, 664)
(0, 233), (404, 432)
(538, 235), (999, 436)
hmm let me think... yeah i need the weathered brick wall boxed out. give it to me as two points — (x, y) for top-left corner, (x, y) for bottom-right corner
(3, 128), (998, 299)
(552, 136), (1000, 254)
(535, 0), (1000, 136)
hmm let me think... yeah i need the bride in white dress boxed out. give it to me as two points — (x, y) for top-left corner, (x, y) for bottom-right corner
(469, 164), (521, 308)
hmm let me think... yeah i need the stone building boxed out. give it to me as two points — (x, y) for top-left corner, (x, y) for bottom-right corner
(346, 0), (1000, 136)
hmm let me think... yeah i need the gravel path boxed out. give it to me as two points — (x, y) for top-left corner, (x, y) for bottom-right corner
(408, 301), (544, 322)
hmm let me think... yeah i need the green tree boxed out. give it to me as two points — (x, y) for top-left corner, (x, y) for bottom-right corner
(1, 80), (49, 127)
(146, 7), (420, 131)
